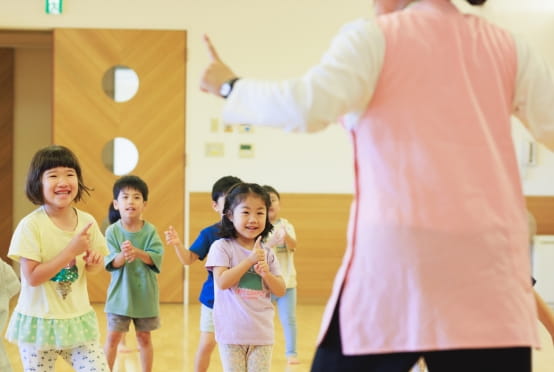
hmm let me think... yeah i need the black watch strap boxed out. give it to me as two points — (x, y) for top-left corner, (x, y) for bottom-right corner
(220, 77), (240, 99)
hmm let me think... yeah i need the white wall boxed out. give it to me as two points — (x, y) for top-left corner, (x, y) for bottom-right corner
(3, 0), (554, 195)
(487, 6), (554, 195)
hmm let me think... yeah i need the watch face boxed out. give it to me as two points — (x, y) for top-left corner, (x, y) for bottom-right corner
(220, 83), (231, 97)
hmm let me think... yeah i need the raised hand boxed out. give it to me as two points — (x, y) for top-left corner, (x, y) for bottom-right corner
(267, 226), (286, 248)
(69, 222), (93, 257)
(248, 236), (266, 264)
(164, 225), (181, 247)
(254, 260), (270, 277)
(199, 34), (237, 96)
(83, 249), (103, 265)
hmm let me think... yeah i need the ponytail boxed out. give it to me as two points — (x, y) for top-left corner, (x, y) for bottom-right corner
(108, 202), (121, 224)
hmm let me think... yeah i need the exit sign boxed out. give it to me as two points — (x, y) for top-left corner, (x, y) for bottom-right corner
(46, 0), (63, 14)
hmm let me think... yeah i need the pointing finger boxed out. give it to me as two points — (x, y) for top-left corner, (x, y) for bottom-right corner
(254, 236), (262, 249)
(203, 34), (221, 62)
(80, 222), (93, 235)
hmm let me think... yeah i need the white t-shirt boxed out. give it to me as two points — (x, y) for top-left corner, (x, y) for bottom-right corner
(266, 218), (297, 288)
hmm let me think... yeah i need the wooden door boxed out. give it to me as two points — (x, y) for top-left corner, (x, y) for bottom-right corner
(0, 48), (14, 263)
(52, 29), (186, 302)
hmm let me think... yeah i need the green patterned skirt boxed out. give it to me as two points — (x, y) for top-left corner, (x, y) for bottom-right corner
(5, 310), (101, 351)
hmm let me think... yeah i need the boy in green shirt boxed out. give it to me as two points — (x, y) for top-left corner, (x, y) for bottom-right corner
(103, 175), (164, 372)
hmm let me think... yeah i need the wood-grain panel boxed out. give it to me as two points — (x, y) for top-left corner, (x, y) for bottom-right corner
(53, 29), (186, 302)
(189, 193), (554, 304)
(526, 196), (554, 235)
(0, 48), (14, 263)
(188, 192), (352, 305)
(0, 30), (51, 48)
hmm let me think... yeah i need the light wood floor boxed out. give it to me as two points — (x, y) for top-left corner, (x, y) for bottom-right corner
(4, 303), (554, 371)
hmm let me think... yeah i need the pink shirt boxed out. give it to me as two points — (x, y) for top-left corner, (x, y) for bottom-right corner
(206, 239), (281, 345)
(322, 1), (538, 354)
(222, 0), (554, 354)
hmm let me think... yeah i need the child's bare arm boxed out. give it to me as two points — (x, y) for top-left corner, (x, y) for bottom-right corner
(120, 240), (155, 265)
(535, 289), (554, 343)
(257, 264), (286, 297)
(21, 223), (92, 286)
(83, 249), (104, 274)
(256, 236), (286, 296)
(165, 225), (199, 265)
(283, 228), (297, 252)
(213, 241), (265, 289)
(213, 258), (255, 289)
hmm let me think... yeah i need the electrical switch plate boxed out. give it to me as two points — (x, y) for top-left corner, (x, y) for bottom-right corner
(238, 124), (253, 134)
(210, 118), (219, 133)
(238, 143), (254, 158)
(205, 142), (224, 157)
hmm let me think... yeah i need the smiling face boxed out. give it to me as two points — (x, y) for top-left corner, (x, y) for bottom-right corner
(41, 166), (79, 210)
(113, 187), (146, 223)
(228, 194), (267, 247)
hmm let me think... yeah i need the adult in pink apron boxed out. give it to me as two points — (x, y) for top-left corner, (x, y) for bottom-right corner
(200, 0), (554, 370)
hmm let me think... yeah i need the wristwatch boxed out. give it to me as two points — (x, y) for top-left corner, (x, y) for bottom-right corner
(219, 77), (240, 99)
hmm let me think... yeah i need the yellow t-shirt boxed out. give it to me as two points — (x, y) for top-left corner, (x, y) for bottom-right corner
(8, 206), (108, 319)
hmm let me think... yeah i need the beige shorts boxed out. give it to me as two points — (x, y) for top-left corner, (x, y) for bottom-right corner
(199, 304), (214, 333)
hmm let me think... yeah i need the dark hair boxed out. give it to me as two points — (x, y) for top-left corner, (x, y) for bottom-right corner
(467, 0), (487, 5)
(108, 202), (120, 224)
(110, 175), (149, 223)
(219, 183), (273, 240)
(262, 185), (280, 200)
(212, 175), (242, 202)
(25, 145), (92, 205)
(113, 175), (149, 200)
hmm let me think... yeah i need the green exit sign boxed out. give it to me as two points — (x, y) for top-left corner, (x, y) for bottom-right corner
(46, 0), (63, 14)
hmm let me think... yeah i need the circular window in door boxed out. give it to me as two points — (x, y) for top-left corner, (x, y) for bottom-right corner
(102, 65), (140, 102)
(101, 137), (139, 175)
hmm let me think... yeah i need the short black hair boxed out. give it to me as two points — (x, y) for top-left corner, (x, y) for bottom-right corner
(25, 145), (92, 205)
(112, 175), (149, 200)
(262, 185), (280, 200)
(109, 175), (149, 223)
(211, 175), (242, 202)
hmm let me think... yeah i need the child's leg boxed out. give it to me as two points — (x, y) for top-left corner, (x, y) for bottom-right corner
(61, 342), (109, 371)
(195, 304), (217, 372)
(104, 330), (125, 368)
(19, 345), (57, 372)
(246, 345), (272, 372)
(276, 288), (298, 363)
(196, 331), (217, 372)
(411, 357), (427, 372)
(218, 344), (247, 372)
(136, 331), (153, 372)
(105, 313), (131, 369)
(118, 332), (132, 352)
(134, 316), (160, 372)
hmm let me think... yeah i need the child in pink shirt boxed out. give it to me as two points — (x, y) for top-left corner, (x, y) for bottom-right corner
(206, 183), (285, 372)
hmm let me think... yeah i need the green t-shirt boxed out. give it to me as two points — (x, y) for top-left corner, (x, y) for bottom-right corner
(104, 220), (164, 318)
